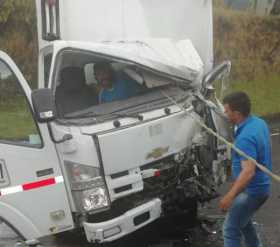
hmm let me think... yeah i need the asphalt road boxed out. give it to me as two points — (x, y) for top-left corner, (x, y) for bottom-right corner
(1, 128), (279, 247)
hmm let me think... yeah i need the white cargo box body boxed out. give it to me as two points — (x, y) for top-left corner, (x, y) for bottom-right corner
(37, 0), (213, 73)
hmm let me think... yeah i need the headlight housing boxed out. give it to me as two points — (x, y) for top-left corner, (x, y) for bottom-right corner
(65, 161), (110, 213)
(82, 187), (109, 212)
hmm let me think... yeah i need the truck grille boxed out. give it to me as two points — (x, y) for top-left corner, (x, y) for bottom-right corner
(88, 155), (179, 223)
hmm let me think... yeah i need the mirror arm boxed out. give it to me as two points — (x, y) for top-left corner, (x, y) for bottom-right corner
(47, 123), (73, 144)
(203, 60), (231, 85)
(201, 60), (231, 99)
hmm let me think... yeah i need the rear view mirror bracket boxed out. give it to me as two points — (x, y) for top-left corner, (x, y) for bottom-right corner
(32, 88), (73, 144)
(32, 88), (57, 123)
(201, 61), (231, 99)
(47, 123), (73, 144)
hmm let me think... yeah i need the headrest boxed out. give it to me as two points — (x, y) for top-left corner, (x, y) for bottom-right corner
(60, 67), (86, 92)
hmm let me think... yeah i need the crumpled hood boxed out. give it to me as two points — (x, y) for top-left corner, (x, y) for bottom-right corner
(54, 38), (204, 83)
(99, 39), (204, 82)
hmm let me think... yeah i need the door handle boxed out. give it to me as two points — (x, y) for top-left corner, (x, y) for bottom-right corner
(0, 163), (3, 179)
(0, 160), (6, 183)
(0, 159), (9, 186)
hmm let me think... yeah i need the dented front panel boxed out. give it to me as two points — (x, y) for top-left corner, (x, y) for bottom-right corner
(93, 109), (198, 201)
(97, 111), (196, 174)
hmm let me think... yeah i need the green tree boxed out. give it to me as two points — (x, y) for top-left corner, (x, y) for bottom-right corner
(0, 0), (36, 39)
(0, 1), (14, 23)
(213, 0), (226, 7)
(251, 0), (257, 10)
(0, 0), (37, 86)
(271, 0), (280, 15)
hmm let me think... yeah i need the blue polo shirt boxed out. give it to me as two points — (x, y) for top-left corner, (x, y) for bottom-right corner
(99, 73), (142, 103)
(232, 115), (272, 195)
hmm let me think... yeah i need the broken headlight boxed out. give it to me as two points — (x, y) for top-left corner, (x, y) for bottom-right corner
(82, 187), (109, 212)
(65, 161), (110, 213)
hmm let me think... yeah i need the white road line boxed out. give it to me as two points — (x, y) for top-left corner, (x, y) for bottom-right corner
(271, 133), (280, 136)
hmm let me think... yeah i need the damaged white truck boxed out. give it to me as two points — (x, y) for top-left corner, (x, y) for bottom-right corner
(0, 0), (231, 245)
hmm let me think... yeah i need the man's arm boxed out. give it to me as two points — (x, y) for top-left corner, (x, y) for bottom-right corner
(219, 160), (256, 211)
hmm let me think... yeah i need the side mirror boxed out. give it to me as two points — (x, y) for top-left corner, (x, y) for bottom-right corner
(32, 88), (56, 123)
(201, 61), (231, 99)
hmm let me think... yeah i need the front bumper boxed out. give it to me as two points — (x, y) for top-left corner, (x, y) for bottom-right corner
(83, 198), (162, 243)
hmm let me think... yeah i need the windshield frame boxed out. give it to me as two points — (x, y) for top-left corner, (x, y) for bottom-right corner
(51, 47), (194, 124)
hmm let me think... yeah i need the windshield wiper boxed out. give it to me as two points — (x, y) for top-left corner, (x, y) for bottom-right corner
(112, 113), (144, 121)
(64, 112), (100, 119)
(64, 111), (144, 121)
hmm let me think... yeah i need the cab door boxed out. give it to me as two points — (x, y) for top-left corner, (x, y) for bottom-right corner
(0, 51), (74, 240)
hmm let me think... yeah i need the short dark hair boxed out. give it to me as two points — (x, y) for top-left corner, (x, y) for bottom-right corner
(93, 62), (113, 74)
(223, 91), (251, 117)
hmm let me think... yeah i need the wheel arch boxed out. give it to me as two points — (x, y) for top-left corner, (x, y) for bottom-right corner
(0, 201), (42, 240)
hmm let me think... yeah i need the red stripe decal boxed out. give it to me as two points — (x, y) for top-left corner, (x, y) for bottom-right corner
(22, 178), (56, 191)
(154, 170), (161, 177)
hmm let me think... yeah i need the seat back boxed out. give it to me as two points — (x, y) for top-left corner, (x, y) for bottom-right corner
(55, 67), (97, 115)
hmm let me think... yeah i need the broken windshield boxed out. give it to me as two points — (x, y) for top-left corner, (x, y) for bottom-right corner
(53, 48), (193, 121)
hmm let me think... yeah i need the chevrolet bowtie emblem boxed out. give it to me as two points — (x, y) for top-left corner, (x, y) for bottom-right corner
(146, 147), (169, 160)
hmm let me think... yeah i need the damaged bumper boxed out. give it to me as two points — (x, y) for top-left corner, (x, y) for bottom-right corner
(83, 198), (162, 243)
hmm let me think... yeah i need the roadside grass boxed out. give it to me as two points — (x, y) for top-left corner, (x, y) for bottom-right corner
(223, 74), (280, 117)
(0, 100), (38, 141)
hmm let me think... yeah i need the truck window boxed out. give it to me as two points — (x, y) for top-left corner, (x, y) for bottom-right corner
(0, 60), (42, 147)
(44, 53), (53, 87)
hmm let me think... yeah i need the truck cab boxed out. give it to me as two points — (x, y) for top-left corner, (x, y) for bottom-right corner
(0, 0), (231, 245)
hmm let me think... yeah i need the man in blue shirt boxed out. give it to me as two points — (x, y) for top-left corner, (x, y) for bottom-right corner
(220, 91), (272, 247)
(94, 62), (142, 103)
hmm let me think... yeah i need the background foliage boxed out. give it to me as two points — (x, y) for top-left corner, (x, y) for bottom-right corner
(213, 1), (280, 115)
(0, 0), (37, 86)
(214, 3), (280, 81)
